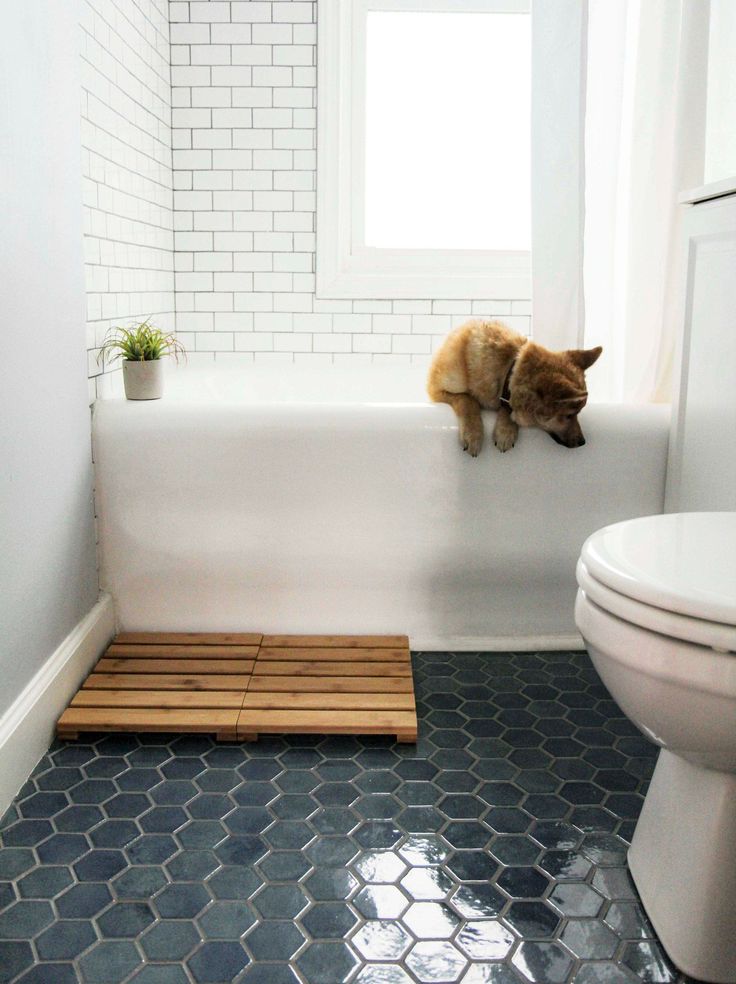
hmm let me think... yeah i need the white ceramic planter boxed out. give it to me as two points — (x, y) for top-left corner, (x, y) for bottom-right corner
(122, 359), (164, 400)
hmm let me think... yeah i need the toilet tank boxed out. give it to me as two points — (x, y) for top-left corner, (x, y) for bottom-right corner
(665, 184), (736, 511)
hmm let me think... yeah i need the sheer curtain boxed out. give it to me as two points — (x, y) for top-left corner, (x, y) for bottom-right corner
(532, 0), (710, 402)
(583, 0), (709, 403)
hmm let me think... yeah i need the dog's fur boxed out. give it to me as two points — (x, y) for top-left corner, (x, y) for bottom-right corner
(427, 319), (602, 456)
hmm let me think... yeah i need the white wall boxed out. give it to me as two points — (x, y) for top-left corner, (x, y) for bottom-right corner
(168, 1), (530, 364)
(82, 0), (175, 398)
(0, 4), (99, 718)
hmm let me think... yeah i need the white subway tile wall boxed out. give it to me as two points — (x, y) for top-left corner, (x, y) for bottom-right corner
(82, 0), (175, 398)
(81, 0), (530, 385)
(168, 0), (530, 366)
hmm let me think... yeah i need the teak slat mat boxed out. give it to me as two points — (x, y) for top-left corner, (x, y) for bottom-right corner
(56, 633), (261, 741)
(241, 635), (416, 743)
(57, 632), (417, 743)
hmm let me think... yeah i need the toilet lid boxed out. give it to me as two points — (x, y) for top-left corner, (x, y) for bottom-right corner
(580, 512), (736, 626)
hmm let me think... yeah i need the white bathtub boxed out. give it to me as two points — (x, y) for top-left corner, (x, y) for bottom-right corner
(94, 364), (670, 650)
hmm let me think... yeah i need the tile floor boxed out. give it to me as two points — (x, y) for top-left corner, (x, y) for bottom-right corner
(0, 651), (697, 984)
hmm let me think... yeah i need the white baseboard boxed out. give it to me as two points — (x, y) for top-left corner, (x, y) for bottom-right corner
(0, 593), (115, 819)
(410, 633), (585, 652)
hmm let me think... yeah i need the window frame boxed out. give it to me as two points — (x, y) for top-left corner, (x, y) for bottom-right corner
(316, 0), (532, 300)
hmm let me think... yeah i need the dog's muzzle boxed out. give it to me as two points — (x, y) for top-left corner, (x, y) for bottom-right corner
(549, 432), (586, 448)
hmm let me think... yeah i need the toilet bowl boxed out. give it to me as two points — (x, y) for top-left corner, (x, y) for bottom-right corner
(575, 512), (736, 984)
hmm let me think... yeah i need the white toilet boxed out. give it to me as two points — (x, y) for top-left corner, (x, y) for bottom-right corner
(575, 511), (736, 984)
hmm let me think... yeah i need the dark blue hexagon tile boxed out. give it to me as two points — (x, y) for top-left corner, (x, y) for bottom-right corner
(0, 651), (691, 983)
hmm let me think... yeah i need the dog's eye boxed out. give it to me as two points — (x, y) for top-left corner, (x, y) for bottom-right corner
(564, 413), (577, 420)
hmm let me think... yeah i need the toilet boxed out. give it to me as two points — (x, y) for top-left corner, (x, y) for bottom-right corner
(575, 511), (736, 984)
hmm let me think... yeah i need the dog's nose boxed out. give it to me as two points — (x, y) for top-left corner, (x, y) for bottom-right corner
(578, 436), (585, 447)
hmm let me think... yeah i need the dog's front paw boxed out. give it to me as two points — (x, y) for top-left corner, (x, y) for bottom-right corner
(460, 423), (483, 457)
(493, 421), (518, 453)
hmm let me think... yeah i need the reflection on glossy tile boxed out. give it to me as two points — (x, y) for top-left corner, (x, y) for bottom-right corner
(353, 920), (412, 960)
(455, 920), (516, 960)
(511, 941), (574, 983)
(406, 940), (468, 983)
(503, 900), (561, 938)
(400, 866), (453, 901)
(402, 901), (460, 940)
(621, 941), (679, 983)
(451, 883), (505, 919)
(353, 851), (406, 884)
(353, 885), (408, 920)
(548, 881), (604, 918)
(353, 966), (414, 984)
(460, 963), (521, 984)
(398, 836), (448, 867)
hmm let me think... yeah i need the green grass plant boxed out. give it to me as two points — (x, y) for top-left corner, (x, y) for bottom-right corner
(98, 320), (187, 365)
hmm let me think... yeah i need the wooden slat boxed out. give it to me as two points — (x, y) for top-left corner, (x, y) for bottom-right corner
(58, 707), (239, 734)
(252, 660), (411, 677)
(238, 709), (416, 737)
(84, 673), (250, 691)
(96, 658), (255, 674)
(258, 647), (409, 663)
(242, 692), (415, 711)
(114, 632), (262, 646)
(261, 634), (409, 649)
(72, 690), (244, 708)
(107, 644), (258, 658)
(248, 675), (414, 693)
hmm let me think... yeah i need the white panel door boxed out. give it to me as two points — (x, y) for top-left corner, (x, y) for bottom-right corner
(666, 192), (736, 511)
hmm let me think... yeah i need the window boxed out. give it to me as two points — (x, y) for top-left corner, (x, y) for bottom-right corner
(317, 0), (531, 299)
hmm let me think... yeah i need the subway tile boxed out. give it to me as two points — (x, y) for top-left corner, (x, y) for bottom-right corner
(214, 313), (255, 332)
(170, 24), (211, 45)
(211, 24), (253, 44)
(231, 44), (273, 65)
(273, 44), (314, 65)
(212, 150), (255, 169)
(233, 171), (274, 191)
(234, 292), (274, 312)
(232, 130), (274, 149)
(273, 2), (314, 23)
(191, 86), (232, 107)
(252, 66), (293, 86)
(234, 252), (274, 272)
(252, 24), (294, 44)
(189, 2), (231, 23)
(231, 2), (273, 23)
(232, 87), (274, 107)
(233, 212), (274, 232)
(193, 212), (234, 232)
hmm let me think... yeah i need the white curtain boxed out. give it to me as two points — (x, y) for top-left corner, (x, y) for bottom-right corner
(532, 0), (710, 403)
(531, 0), (587, 353)
(583, 0), (710, 403)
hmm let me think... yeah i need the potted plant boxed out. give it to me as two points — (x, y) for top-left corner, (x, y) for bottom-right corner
(98, 320), (186, 400)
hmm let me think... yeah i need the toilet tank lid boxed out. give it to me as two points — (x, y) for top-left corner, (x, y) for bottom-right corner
(581, 512), (736, 625)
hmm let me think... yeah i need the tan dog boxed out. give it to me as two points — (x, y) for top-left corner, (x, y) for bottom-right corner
(427, 319), (602, 456)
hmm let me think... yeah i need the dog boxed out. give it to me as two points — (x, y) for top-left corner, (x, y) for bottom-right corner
(427, 319), (602, 456)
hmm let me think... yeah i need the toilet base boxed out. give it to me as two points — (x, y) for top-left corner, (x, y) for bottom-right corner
(629, 749), (736, 983)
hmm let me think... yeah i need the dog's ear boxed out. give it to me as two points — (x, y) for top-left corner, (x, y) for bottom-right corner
(566, 346), (602, 371)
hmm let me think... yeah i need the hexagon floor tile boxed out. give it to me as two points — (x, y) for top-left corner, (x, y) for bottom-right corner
(0, 651), (699, 983)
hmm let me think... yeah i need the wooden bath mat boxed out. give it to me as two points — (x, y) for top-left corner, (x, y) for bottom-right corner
(240, 635), (417, 743)
(56, 633), (417, 743)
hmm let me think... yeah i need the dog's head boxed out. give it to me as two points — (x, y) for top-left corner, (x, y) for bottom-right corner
(511, 345), (602, 448)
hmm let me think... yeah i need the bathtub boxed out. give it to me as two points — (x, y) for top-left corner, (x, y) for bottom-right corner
(94, 364), (670, 650)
